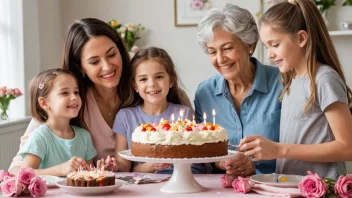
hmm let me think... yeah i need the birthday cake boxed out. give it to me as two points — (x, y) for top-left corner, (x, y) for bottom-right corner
(66, 169), (115, 187)
(66, 156), (116, 187)
(131, 119), (228, 158)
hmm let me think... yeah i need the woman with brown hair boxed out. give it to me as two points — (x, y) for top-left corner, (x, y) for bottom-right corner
(9, 18), (132, 174)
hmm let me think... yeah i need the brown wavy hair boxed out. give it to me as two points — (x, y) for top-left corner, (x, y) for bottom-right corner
(260, 0), (352, 113)
(126, 47), (184, 107)
(30, 69), (80, 125)
(61, 18), (131, 128)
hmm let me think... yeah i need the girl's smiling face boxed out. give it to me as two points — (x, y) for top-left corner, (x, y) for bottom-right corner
(133, 60), (172, 107)
(260, 24), (307, 75)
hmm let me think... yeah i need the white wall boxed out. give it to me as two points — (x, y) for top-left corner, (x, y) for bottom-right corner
(59, 0), (261, 104)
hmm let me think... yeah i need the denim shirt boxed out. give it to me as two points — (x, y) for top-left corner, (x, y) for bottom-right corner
(194, 57), (282, 174)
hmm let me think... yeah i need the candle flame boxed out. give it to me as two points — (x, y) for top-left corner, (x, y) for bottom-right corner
(212, 109), (216, 116)
(160, 118), (164, 124)
(179, 109), (184, 117)
(203, 112), (207, 120)
(171, 114), (175, 122)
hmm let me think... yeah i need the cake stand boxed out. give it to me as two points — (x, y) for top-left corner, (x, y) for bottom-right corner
(118, 150), (239, 194)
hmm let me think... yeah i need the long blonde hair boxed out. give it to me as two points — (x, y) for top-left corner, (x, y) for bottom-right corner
(260, 0), (352, 113)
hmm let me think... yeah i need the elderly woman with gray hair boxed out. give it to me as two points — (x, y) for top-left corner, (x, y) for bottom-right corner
(194, 3), (282, 176)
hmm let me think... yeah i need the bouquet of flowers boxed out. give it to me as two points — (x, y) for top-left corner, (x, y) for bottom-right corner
(0, 168), (47, 197)
(0, 86), (22, 120)
(108, 19), (145, 52)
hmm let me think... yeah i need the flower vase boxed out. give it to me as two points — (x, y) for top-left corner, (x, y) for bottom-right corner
(1, 108), (8, 120)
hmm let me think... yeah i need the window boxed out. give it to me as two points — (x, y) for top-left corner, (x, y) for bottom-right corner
(0, 0), (25, 118)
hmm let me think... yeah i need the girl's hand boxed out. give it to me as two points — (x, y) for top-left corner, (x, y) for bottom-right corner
(219, 153), (255, 177)
(238, 135), (280, 161)
(152, 163), (172, 171)
(59, 156), (88, 176)
(97, 155), (119, 171)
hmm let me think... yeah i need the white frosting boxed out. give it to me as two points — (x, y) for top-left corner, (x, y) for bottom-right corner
(67, 169), (115, 180)
(131, 121), (228, 146)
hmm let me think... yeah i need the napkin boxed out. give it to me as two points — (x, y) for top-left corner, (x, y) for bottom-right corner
(116, 173), (170, 185)
(252, 184), (302, 197)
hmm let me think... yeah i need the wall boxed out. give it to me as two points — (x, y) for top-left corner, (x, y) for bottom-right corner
(0, 118), (31, 170)
(60, 0), (261, 104)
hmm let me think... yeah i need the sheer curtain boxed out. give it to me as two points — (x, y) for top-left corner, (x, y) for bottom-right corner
(0, 0), (25, 118)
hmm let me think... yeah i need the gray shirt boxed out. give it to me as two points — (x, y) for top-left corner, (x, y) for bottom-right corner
(277, 65), (348, 179)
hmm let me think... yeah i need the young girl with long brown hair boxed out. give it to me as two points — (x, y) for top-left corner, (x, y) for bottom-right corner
(113, 47), (211, 174)
(239, 0), (352, 179)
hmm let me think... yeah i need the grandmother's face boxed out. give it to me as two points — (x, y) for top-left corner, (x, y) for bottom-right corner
(206, 28), (253, 81)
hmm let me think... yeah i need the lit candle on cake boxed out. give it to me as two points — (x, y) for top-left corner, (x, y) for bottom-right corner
(160, 118), (164, 125)
(179, 109), (184, 122)
(192, 115), (196, 124)
(212, 109), (216, 124)
(203, 112), (207, 125)
(171, 113), (175, 126)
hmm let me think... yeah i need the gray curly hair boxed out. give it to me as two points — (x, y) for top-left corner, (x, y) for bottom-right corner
(196, 3), (259, 55)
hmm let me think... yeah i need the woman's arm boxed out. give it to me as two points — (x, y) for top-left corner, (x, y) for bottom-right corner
(8, 118), (41, 175)
(240, 102), (352, 162)
(115, 134), (132, 172)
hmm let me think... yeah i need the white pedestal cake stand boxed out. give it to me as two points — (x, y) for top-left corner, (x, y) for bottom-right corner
(118, 150), (239, 194)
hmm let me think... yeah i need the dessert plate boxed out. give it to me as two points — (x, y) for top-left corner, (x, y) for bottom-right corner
(39, 175), (65, 188)
(56, 179), (124, 195)
(250, 174), (305, 188)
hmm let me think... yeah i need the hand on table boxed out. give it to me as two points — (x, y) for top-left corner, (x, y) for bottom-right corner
(152, 163), (172, 171)
(219, 153), (255, 177)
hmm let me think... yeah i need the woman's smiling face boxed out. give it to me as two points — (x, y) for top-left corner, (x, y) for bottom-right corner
(206, 28), (253, 81)
(80, 36), (123, 89)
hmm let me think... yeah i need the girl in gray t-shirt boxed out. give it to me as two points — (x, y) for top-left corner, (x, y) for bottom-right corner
(237, 0), (352, 179)
(113, 47), (212, 174)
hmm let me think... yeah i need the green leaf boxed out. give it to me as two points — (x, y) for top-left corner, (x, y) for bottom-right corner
(343, 0), (352, 6)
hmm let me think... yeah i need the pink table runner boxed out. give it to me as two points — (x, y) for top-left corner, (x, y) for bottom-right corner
(43, 173), (271, 197)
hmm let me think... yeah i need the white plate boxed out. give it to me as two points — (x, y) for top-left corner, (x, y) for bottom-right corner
(250, 174), (305, 188)
(39, 175), (65, 188)
(118, 150), (239, 164)
(56, 179), (124, 195)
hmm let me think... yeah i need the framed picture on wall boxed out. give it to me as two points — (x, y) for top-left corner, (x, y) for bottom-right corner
(174, 0), (214, 27)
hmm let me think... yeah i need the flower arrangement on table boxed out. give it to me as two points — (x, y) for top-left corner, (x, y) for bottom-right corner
(0, 168), (47, 197)
(221, 171), (352, 198)
(108, 19), (145, 53)
(0, 86), (22, 120)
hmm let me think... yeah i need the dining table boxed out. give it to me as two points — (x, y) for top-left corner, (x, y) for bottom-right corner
(44, 173), (272, 197)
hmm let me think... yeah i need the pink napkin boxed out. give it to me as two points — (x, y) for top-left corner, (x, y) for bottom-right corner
(252, 184), (302, 198)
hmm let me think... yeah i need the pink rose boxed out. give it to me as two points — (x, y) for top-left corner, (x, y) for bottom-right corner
(28, 176), (47, 197)
(232, 176), (252, 193)
(334, 174), (352, 198)
(0, 90), (4, 97)
(13, 88), (22, 97)
(18, 167), (36, 185)
(0, 177), (22, 197)
(131, 46), (139, 54)
(221, 174), (235, 188)
(0, 86), (6, 93)
(298, 171), (328, 198)
(0, 170), (14, 182)
(6, 88), (12, 95)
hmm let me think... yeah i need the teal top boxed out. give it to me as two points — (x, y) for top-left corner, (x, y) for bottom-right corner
(21, 124), (97, 169)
